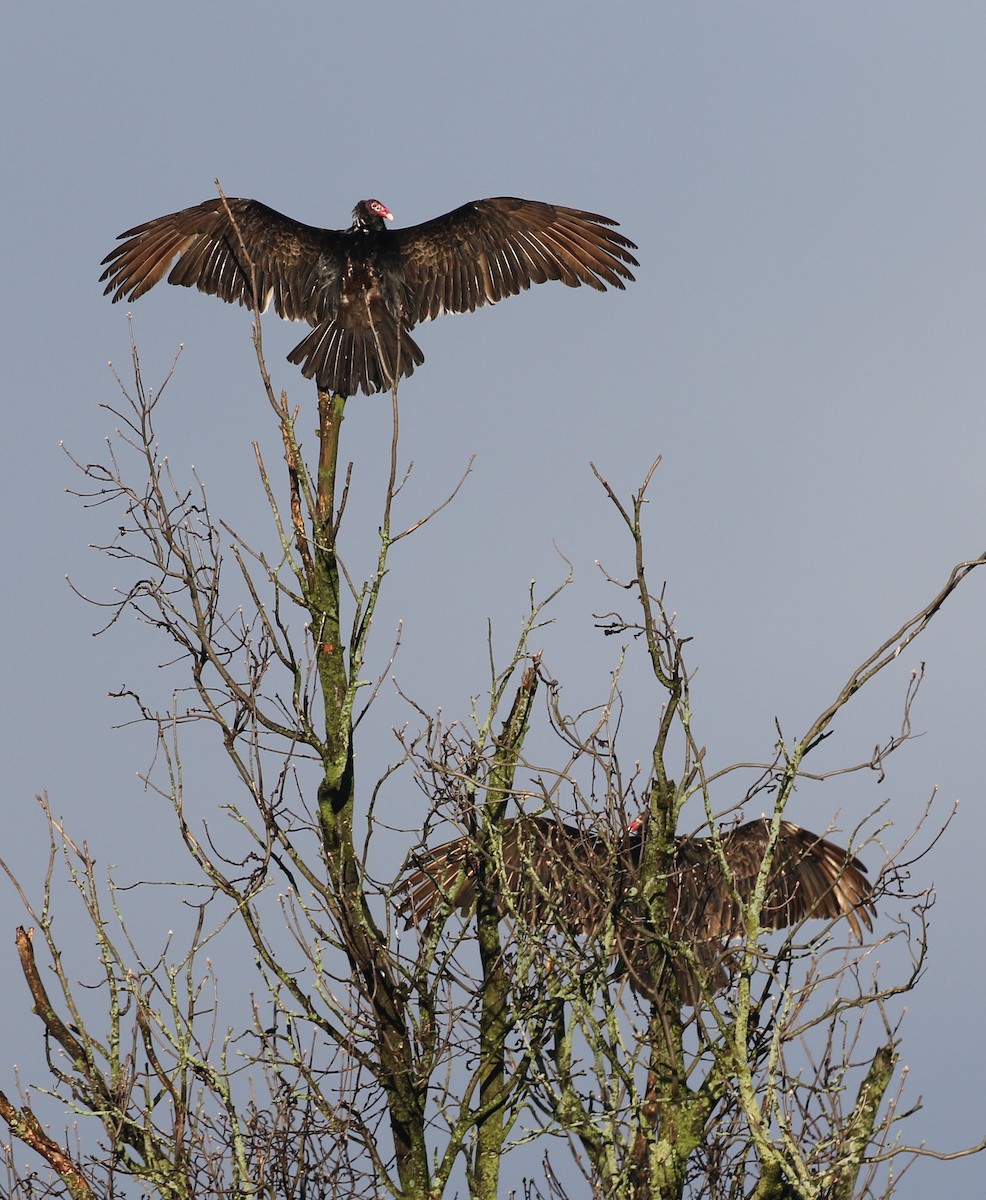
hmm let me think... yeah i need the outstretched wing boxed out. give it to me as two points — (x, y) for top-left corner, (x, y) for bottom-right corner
(393, 197), (639, 324)
(100, 197), (342, 324)
(401, 815), (616, 929)
(672, 819), (875, 944)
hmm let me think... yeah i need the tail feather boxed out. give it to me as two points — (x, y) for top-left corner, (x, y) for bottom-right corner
(287, 317), (424, 397)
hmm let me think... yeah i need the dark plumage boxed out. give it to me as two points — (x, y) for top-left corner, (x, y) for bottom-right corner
(401, 816), (875, 1005)
(100, 196), (638, 396)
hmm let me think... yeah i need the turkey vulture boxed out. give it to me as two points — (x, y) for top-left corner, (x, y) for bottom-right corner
(100, 195), (638, 396)
(401, 815), (875, 1005)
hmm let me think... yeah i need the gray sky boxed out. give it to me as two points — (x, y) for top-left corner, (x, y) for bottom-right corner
(2, 3), (984, 1195)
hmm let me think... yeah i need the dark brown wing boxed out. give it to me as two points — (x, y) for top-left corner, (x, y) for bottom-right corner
(592, 820), (874, 1005)
(99, 198), (342, 323)
(672, 819), (875, 944)
(393, 197), (638, 324)
(401, 815), (614, 929)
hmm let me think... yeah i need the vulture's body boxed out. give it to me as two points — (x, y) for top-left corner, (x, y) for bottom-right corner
(100, 196), (638, 396)
(402, 816), (875, 1005)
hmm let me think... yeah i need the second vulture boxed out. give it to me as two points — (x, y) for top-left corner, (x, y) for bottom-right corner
(100, 195), (638, 397)
(402, 815), (875, 1005)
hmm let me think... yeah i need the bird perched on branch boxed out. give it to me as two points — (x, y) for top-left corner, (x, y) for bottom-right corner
(100, 195), (638, 397)
(401, 815), (875, 1005)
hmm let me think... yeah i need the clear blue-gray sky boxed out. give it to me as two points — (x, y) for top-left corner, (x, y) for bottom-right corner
(2, 3), (984, 1195)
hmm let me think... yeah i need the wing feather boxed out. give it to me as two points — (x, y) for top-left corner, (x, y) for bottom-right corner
(100, 198), (341, 323)
(394, 197), (638, 323)
(401, 816), (613, 929)
(672, 820), (875, 943)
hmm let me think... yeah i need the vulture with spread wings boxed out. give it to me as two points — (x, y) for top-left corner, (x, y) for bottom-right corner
(100, 195), (638, 396)
(401, 816), (875, 1005)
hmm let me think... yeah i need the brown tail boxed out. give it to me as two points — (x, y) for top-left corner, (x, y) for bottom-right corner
(287, 317), (425, 397)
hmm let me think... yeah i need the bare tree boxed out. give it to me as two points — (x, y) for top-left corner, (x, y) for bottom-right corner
(2, 312), (984, 1199)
